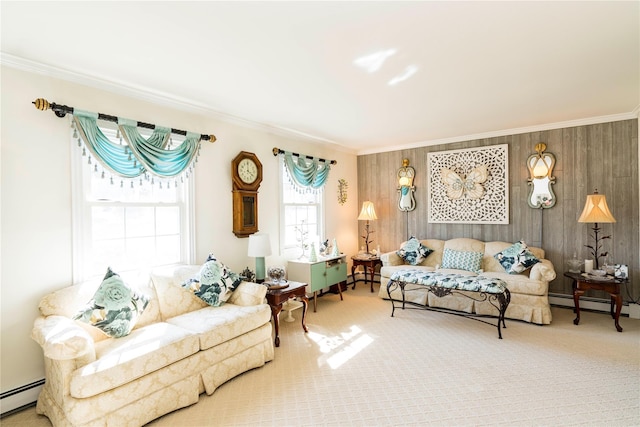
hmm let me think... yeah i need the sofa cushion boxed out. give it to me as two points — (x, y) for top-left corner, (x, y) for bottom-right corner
(480, 271), (548, 296)
(227, 281), (268, 306)
(494, 241), (540, 274)
(70, 322), (199, 398)
(396, 237), (433, 265)
(38, 272), (162, 341)
(166, 303), (272, 350)
(181, 255), (242, 307)
(441, 249), (483, 273)
(151, 266), (209, 320)
(73, 268), (150, 338)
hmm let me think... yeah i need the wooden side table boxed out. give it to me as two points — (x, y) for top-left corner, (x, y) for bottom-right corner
(564, 272), (628, 332)
(265, 281), (309, 347)
(351, 255), (382, 292)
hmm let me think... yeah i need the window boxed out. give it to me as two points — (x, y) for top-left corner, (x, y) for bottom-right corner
(279, 157), (324, 257)
(72, 123), (194, 282)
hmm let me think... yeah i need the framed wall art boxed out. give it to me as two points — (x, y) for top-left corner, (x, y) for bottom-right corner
(427, 144), (509, 224)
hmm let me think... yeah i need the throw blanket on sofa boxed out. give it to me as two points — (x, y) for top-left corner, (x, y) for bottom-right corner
(390, 270), (507, 294)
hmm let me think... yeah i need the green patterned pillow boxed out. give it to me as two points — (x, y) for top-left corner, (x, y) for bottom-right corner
(397, 237), (434, 266)
(441, 249), (483, 273)
(74, 267), (149, 338)
(495, 241), (540, 274)
(182, 254), (242, 307)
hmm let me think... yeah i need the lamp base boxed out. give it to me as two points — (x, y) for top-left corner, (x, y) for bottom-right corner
(255, 257), (266, 283)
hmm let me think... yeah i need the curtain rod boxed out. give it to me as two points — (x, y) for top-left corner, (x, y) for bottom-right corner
(272, 147), (336, 165)
(32, 98), (216, 142)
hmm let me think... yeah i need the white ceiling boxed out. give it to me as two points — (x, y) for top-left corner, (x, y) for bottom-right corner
(2, 1), (638, 154)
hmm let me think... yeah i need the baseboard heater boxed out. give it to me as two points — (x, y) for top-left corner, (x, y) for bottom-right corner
(0, 379), (44, 417)
(549, 293), (631, 315)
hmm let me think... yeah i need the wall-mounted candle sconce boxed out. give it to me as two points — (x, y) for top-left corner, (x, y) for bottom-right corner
(527, 143), (556, 209)
(397, 158), (416, 211)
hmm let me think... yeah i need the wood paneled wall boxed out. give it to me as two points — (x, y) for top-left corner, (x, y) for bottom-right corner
(358, 119), (638, 299)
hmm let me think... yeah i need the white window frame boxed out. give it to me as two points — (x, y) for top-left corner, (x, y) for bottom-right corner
(71, 120), (195, 283)
(278, 156), (325, 258)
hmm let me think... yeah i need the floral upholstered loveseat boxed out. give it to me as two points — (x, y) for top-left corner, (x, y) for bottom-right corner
(378, 238), (556, 324)
(31, 263), (274, 427)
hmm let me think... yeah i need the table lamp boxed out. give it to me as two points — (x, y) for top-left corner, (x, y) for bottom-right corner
(578, 190), (616, 270)
(357, 201), (377, 255)
(248, 233), (272, 283)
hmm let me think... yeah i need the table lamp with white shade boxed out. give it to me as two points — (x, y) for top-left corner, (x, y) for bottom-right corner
(248, 233), (272, 283)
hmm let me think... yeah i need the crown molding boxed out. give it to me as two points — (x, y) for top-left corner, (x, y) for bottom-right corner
(358, 110), (640, 156)
(2, 53), (634, 158)
(0, 53), (346, 149)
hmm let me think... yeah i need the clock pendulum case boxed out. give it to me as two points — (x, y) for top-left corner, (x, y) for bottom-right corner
(231, 151), (263, 237)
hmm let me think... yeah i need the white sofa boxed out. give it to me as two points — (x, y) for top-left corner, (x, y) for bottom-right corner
(378, 238), (556, 324)
(31, 265), (274, 427)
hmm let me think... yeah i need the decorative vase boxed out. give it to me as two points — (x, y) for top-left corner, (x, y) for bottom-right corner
(331, 238), (340, 256)
(309, 243), (318, 262)
(567, 253), (581, 273)
(267, 266), (286, 284)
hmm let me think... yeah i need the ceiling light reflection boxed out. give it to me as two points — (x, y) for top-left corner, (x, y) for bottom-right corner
(388, 65), (418, 86)
(353, 49), (397, 73)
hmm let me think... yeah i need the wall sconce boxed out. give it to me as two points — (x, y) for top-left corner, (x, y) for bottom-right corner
(526, 143), (556, 209)
(357, 201), (377, 254)
(578, 189), (616, 270)
(397, 158), (416, 211)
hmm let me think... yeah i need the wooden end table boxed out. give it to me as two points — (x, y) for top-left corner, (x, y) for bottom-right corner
(265, 281), (309, 347)
(351, 255), (382, 292)
(564, 272), (628, 332)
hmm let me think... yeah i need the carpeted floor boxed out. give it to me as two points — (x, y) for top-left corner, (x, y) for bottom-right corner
(4, 282), (639, 426)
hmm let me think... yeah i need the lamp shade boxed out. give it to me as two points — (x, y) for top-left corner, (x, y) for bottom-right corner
(247, 233), (272, 257)
(578, 194), (616, 223)
(357, 201), (378, 221)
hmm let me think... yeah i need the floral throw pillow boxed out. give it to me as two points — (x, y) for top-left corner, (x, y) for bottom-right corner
(396, 237), (434, 266)
(181, 254), (242, 307)
(73, 267), (149, 338)
(494, 241), (540, 274)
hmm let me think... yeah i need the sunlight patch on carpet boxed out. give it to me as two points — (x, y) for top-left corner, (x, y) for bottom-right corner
(307, 325), (374, 369)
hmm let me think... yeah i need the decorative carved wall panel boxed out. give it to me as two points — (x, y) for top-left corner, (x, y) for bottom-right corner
(427, 144), (509, 224)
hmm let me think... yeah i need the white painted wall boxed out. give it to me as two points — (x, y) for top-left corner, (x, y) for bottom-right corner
(0, 66), (358, 409)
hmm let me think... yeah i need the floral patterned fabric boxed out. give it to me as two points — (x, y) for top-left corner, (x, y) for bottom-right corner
(73, 268), (149, 338)
(396, 236), (434, 265)
(32, 264), (275, 427)
(182, 254), (242, 307)
(167, 303), (272, 350)
(70, 322), (200, 398)
(390, 270), (507, 294)
(494, 240), (540, 274)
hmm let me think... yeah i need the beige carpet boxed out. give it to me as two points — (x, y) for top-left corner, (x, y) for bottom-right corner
(4, 283), (639, 426)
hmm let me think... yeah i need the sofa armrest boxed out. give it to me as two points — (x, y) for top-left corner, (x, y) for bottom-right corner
(529, 259), (556, 283)
(380, 251), (404, 267)
(228, 281), (268, 306)
(31, 315), (96, 361)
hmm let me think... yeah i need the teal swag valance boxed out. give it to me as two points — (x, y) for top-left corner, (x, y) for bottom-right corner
(72, 110), (201, 180)
(283, 151), (331, 193)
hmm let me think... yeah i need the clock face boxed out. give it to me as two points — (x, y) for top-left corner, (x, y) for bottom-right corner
(237, 158), (258, 184)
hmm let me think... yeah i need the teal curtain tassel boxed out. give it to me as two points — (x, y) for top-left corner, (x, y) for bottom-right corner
(72, 110), (201, 180)
(283, 151), (331, 192)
